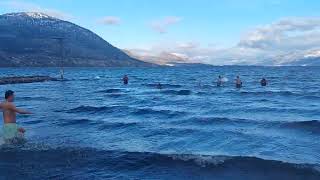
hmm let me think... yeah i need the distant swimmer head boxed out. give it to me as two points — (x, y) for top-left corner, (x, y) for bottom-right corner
(123, 75), (129, 85)
(5, 90), (15, 102)
(261, 78), (267, 86)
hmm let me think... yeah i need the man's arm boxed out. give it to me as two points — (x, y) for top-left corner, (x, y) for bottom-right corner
(9, 104), (32, 114)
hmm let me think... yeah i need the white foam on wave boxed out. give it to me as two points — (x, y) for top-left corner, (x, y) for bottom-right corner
(312, 165), (320, 173)
(169, 154), (230, 167)
(0, 138), (4, 146)
(221, 77), (229, 82)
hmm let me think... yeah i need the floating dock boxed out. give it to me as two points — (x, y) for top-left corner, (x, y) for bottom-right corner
(0, 76), (57, 85)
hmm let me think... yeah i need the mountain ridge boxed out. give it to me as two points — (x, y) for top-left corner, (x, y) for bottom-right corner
(0, 12), (153, 67)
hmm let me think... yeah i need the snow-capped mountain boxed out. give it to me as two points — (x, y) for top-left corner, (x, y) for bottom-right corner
(4, 12), (55, 19)
(272, 49), (320, 66)
(0, 12), (152, 67)
(124, 49), (189, 65)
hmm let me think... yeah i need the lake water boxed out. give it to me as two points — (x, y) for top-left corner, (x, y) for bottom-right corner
(0, 66), (320, 179)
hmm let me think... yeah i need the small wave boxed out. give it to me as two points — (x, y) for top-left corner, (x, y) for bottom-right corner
(64, 105), (127, 114)
(98, 122), (138, 130)
(97, 89), (122, 94)
(52, 118), (138, 129)
(172, 117), (320, 134)
(77, 78), (91, 81)
(54, 118), (98, 126)
(144, 83), (182, 89)
(173, 117), (252, 126)
(17, 96), (51, 101)
(77, 76), (101, 81)
(23, 120), (43, 125)
(132, 108), (185, 118)
(106, 94), (124, 98)
(299, 95), (320, 100)
(0, 147), (319, 180)
(258, 98), (271, 102)
(196, 91), (209, 95)
(199, 85), (215, 89)
(282, 120), (320, 134)
(239, 107), (317, 115)
(240, 91), (295, 96)
(161, 90), (192, 95)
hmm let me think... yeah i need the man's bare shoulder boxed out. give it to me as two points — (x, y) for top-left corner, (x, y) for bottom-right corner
(0, 102), (6, 108)
(0, 102), (15, 109)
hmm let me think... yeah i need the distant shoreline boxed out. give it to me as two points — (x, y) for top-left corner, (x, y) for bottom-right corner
(0, 65), (319, 68)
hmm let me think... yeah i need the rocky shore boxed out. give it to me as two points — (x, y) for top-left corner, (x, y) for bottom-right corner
(0, 76), (57, 85)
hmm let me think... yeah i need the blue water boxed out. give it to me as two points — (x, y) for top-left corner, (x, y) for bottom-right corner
(0, 66), (320, 180)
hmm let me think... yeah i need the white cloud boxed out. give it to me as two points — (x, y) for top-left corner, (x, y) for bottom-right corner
(238, 17), (320, 50)
(220, 17), (320, 65)
(0, 0), (72, 20)
(127, 17), (320, 65)
(98, 16), (121, 25)
(133, 17), (320, 65)
(177, 42), (199, 49)
(150, 16), (182, 34)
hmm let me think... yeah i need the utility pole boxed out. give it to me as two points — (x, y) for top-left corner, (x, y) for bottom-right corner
(53, 37), (65, 80)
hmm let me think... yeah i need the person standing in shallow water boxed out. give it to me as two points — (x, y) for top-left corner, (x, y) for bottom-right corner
(123, 75), (129, 85)
(261, 78), (267, 86)
(0, 90), (32, 142)
(235, 76), (242, 88)
(217, 76), (223, 87)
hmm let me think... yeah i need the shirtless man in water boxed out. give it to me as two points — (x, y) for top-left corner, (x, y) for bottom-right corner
(0, 90), (32, 141)
(235, 76), (243, 88)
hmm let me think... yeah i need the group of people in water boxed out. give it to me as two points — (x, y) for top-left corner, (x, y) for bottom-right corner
(217, 76), (268, 88)
(123, 74), (268, 89)
(0, 75), (268, 143)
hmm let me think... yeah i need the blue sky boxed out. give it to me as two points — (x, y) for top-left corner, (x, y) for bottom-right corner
(1, 0), (320, 65)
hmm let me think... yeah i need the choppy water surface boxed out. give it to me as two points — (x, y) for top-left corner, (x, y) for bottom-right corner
(0, 66), (320, 180)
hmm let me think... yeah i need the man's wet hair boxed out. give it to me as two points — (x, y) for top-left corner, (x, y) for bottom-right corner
(5, 90), (14, 99)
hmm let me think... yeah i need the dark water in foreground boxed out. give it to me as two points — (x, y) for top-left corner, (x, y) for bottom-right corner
(0, 66), (320, 180)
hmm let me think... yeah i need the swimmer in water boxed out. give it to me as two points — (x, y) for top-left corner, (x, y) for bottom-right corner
(235, 76), (242, 88)
(0, 90), (32, 143)
(157, 83), (162, 90)
(260, 78), (267, 86)
(217, 76), (223, 87)
(123, 75), (129, 85)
